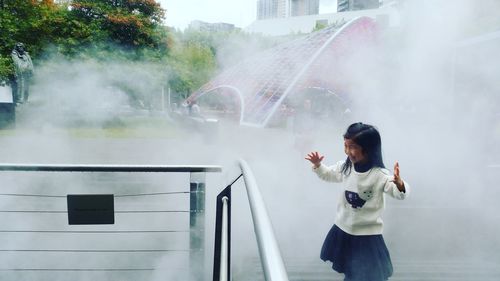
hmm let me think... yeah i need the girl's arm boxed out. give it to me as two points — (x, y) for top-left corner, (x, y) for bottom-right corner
(306, 152), (343, 183)
(392, 162), (405, 192)
(305, 151), (323, 168)
(383, 162), (410, 199)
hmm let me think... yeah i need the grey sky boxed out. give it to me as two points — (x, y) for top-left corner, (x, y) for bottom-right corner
(158, 0), (338, 30)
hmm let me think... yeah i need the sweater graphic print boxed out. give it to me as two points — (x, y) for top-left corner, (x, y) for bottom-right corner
(345, 191), (366, 208)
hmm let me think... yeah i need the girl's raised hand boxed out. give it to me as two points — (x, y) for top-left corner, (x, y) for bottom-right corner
(305, 151), (324, 168)
(392, 161), (405, 192)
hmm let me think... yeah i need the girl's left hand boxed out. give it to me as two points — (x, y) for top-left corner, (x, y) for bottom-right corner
(392, 161), (405, 192)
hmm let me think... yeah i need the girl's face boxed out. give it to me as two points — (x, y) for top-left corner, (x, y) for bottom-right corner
(344, 138), (367, 164)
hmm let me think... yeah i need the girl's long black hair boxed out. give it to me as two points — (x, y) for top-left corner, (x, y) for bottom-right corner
(341, 122), (385, 175)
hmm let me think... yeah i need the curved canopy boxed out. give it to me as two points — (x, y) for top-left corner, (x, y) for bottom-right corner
(189, 17), (378, 127)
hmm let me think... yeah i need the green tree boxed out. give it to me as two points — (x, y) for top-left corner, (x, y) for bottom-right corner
(70, 0), (166, 48)
(0, 0), (61, 81)
(168, 41), (216, 100)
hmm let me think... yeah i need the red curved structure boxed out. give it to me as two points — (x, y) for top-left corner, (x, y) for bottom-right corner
(188, 16), (379, 127)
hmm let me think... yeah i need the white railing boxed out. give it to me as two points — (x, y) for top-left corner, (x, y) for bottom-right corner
(213, 159), (288, 281)
(239, 159), (289, 281)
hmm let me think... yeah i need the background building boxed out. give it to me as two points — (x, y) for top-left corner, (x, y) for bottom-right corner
(247, 4), (398, 36)
(257, 0), (319, 19)
(291, 0), (319, 17)
(188, 20), (236, 32)
(257, 0), (278, 20)
(338, 0), (380, 12)
(276, 0), (291, 18)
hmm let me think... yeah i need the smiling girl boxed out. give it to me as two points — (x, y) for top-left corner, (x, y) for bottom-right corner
(305, 122), (410, 281)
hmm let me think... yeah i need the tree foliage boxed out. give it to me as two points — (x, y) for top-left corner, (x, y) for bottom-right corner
(167, 39), (216, 99)
(0, 0), (63, 72)
(0, 0), (168, 82)
(70, 0), (165, 47)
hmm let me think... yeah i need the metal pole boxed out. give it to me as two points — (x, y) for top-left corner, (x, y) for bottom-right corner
(168, 86), (171, 112)
(219, 196), (229, 281)
(190, 172), (206, 281)
(161, 86), (165, 112)
(213, 180), (235, 281)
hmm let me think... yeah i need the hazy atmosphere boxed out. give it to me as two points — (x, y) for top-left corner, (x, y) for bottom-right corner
(1, 0), (499, 280)
(159, 0), (340, 29)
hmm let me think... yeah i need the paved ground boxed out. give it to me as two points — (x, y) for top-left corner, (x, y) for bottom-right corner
(242, 257), (500, 281)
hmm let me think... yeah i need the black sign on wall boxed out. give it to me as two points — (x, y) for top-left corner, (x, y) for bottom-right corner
(67, 194), (115, 225)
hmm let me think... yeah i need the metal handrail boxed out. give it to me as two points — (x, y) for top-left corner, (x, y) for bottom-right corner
(0, 163), (222, 173)
(238, 159), (289, 281)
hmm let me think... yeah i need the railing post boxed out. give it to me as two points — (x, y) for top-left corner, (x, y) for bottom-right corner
(190, 172), (206, 281)
(219, 196), (229, 281)
(213, 185), (232, 281)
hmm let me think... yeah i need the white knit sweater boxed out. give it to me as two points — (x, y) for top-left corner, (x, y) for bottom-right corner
(313, 161), (410, 236)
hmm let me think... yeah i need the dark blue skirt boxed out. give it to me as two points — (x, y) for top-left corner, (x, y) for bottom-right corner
(320, 225), (393, 281)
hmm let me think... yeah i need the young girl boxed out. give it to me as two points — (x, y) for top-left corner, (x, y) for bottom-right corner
(305, 122), (410, 281)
